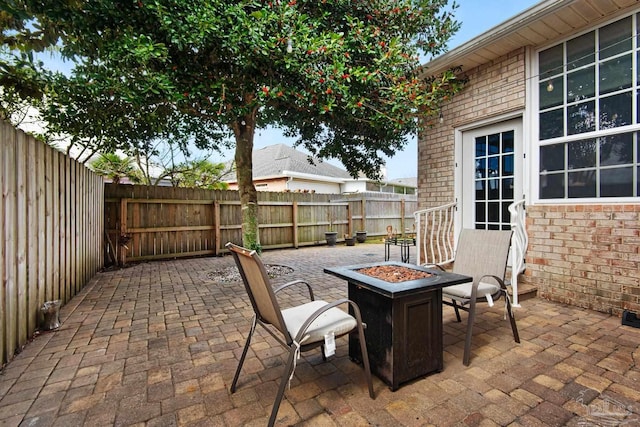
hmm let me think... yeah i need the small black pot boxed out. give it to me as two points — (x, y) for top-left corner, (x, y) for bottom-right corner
(325, 231), (338, 246)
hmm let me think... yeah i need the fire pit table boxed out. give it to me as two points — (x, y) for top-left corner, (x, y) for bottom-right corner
(324, 262), (471, 391)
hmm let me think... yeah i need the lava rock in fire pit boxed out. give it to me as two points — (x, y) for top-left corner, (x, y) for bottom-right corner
(356, 265), (433, 283)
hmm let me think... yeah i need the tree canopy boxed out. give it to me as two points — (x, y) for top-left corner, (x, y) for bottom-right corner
(2, 0), (465, 249)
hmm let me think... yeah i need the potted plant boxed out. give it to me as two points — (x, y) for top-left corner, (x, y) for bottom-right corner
(344, 234), (356, 246)
(325, 212), (337, 246)
(355, 230), (367, 243)
(325, 230), (338, 246)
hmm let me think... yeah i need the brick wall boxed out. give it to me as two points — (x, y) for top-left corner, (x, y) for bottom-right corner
(417, 48), (526, 208)
(526, 204), (640, 315)
(419, 48), (640, 315)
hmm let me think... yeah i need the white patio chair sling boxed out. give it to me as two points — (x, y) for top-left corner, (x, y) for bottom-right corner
(441, 229), (520, 366)
(226, 243), (374, 426)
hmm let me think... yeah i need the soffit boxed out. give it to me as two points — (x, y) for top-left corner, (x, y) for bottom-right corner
(422, 0), (639, 76)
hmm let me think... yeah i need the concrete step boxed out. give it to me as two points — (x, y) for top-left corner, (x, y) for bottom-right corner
(509, 282), (537, 302)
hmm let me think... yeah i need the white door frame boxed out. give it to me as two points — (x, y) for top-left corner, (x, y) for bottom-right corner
(454, 111), (526, 235)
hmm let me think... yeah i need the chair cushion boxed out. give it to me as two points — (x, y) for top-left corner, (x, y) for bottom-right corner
(443, 281), (500, 301)
(282, 300), (357, 345)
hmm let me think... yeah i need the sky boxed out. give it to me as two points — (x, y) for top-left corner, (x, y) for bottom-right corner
(241, 0), (542, 180)
(32, 0), (542, 179)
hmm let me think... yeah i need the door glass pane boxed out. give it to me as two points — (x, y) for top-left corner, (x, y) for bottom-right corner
(475, 136), (486, 156)
(488, 134), (500, 154)
(567, 101), (595, 135)
(488, 157), (499, 178)
(475, 158), (486, 179)
(502, 202), (511, 226)
(475, 202), (485, 222)
(502, 154), (514, 175)
(476, 177), (486, 200)
(502, 131), (514, 153)
(599, 92), (632, 129)
(567, 66), (595, 102)
(488, 178), (499, 199)
(502, 178), (514, 199)
(488, 202), (499, 222)
(567, 31), (595, 69)
(599, 55), (632, 95)
(599, 16), (631, 60)
(601, 167), (633, 197)
(568, 139), (596, 169)
(540, 108), (564, 140)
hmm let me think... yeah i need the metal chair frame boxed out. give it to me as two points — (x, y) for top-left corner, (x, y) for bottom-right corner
(439, 229), (520, 366)
(226, 242), (374, 426)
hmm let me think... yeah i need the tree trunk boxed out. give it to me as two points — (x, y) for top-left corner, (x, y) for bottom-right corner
(233, 109), (260, 250)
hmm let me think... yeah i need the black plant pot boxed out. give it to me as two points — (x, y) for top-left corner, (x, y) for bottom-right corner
(355, 231), (367, 243)
(345, 237), (356, 246)
(325, 231), (338, 247)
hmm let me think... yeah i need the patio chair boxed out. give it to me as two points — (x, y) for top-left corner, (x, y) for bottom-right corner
(440, 229), (520, 366)
(226, 242), (374, 427)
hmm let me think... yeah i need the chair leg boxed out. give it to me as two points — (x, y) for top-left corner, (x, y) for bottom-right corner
(356, 321), (375, 399)
(230, 316), (257, 393)
(268, 346), (298, 427)
(452, 300), (462, 322)
(463, 298), (477, 366)
(504, 292), (520, 343)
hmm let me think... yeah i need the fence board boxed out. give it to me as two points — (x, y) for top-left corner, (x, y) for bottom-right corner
(3, 125), (17, 359)
(52, 151), (61, 301)
(16, 130), (28, 347)
(36, 141), (46, 312)
(70, 161), (77, 295)
(44, 145), (53, 303)
(0, 122), (5, 364)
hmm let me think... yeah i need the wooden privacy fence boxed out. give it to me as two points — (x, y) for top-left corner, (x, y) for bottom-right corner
(1, 121), (104, 365)
(105, 185), (417, 264)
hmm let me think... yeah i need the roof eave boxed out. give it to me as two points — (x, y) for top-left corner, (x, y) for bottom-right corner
(421, 0), (574, 76)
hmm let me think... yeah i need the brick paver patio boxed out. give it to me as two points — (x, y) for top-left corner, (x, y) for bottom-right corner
(0, 243), (638, 426)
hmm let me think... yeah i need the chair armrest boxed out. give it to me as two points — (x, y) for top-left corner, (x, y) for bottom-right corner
(274, 280), (315, 301)
(478, 274), (507, 290)
(293, 298), (365, 343)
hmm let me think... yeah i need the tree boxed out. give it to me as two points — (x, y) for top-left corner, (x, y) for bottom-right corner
(168, 159), (230, 190)
(2, 0), (465, 250)
(88, 153), (142, 185)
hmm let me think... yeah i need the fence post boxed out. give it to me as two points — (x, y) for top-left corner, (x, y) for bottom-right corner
(292, 201), (299, 248)
(360, 197), (366, 231)
(400, 199), (405, 236)
(347, 204), (353, 237)
(119, 198), (128, 265)
(214, 201), (221, 256)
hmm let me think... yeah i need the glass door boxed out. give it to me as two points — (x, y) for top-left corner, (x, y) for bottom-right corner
(462, 119), (522, 230)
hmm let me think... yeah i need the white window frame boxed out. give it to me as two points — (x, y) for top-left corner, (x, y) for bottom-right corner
(531, 11), (640, 203)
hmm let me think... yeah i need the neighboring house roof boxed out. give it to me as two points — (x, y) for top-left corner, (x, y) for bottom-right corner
(388, 177), (417, 188)
(225, 143), (352, 182)
(423, 0), (636, 75)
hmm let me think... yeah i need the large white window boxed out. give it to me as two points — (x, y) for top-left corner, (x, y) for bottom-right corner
(538, 14), (640, 199)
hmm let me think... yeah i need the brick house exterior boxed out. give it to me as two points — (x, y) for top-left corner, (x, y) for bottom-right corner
(420, 0), (640, 315)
